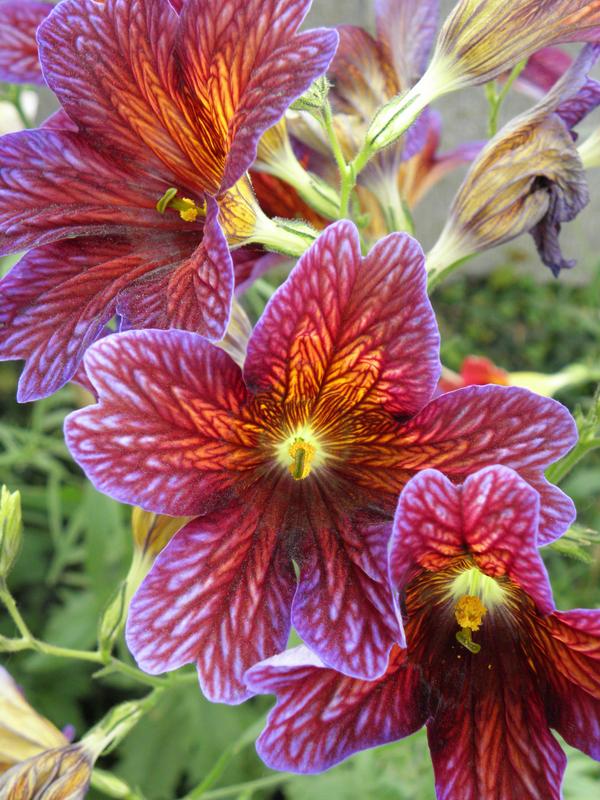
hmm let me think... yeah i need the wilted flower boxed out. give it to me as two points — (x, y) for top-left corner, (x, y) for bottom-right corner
(426, 45), (600, 282)
(65, 221), (576, 703)
(0, 0), (337, 401)
(248, 466), (600, 798)
(0, 744), (94, 799)
(0, 0), (52, 85)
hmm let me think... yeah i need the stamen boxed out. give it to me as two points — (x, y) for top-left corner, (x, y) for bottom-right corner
(156, 188), (204, 222)
(454, 594), (487, 654)
(288, 438), (316, 480)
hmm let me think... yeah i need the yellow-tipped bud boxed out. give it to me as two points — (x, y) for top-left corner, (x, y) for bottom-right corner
(0, 486), (22, 579)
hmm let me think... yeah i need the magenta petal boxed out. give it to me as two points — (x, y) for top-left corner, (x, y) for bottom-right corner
(427, 670), (566, 800)
(0, 129), (180, 256)
(399, 385), (577, 544)
(0, 0), (52, 85)
(292, 514), (403, 679)
(389, 467), (555, 613)
(64, 330), (256, 517)
(246, 645), (426, 773)
(117, 199), (233, 340)
(127, 506), (295, 704)
(375, 0), (439, 87)
(245, 220), (440, 417)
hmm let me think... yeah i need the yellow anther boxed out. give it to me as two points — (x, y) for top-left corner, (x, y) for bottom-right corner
(455, 594), (487, 632)
(454, 594), (487, 654)
(179, 199), (200, 222)
(288, 438), (316, 481)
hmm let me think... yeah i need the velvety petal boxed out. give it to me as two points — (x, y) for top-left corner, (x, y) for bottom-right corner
(427, 666), (566, 800)
(0, 231), (203, 401)
(0, 1), (52, 85)
(375, 0), (439, 88)
(39, 0), (201, 187)
(0, 129), (182, 256)
(328, 25), (394, 119)
(246, 645), (427, 773)
(292, 499), (403, 678)
(396, 385), (577, 544)
(533, 609), (600, 759)
(127, 502), (295, 704)
(64, 330), (263, 516)
(117, 199), (233, 340)
(179, 0), (339, 191)
(389, 467), (555, 614)
(244, 220), (440, 418)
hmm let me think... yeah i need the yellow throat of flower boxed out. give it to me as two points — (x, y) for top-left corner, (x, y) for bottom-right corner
(450, 567), (505, 655)
(276, 426), (324, 481)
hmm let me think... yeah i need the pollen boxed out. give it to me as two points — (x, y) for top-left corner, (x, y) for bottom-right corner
(454, 594), (487, 655)
(288, 438), (316, 480)
(455, 594), (487, 632)
(179, 199), (200, 223)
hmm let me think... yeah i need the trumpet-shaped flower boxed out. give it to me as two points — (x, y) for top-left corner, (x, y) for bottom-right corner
(247, 466), (600, 799)
(0, 0), (337, 401)
(0, 0), (52, 85)
(427, 45), (600, 281)
(65, 221), (576, 703)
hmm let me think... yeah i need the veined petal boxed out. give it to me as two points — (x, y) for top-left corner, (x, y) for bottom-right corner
(375, 0), (439, 88)
(0, 129), (181, 256)
(39, 0), (202, 187)
(127, 502), (295, 704)
(395, 385), (577, 544)
(0, 232), (195, 402)
(117, 199), (233, 340)
(292, 495), (403, 679)
(244, 221), (440, 418)
(427, 663), (566, 800)
(179, 0), (339, 191)
(328, 26), (394, 120)
(532, 609), (600, 759)
(0, 1), (52, 85)
(246, 645), (426, 773)
(389, 467), (555, 614)
(431, 0), (600, 91)
(64, 330), (262, 517)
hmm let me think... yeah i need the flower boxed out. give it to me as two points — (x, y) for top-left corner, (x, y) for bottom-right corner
(426, 44), (600, 281)
(0, 666), (69, 774)
(64, 221), (576, 703)
(0, 0), (52, 85)
(247, 466), (600, 799)
(440, 356), (600, 397)
(0, 0), (338, 401)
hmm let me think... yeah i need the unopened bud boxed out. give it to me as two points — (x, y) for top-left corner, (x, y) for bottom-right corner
(290, 76), (330, 115)
(0, 486), (22, 578)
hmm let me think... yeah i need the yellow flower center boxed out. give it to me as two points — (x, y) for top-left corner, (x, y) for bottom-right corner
(288, 438), (316, 481)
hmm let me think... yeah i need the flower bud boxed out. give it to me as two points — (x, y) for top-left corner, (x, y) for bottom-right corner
(0, 486), (22, 579)
(0, 744), (93, 799)
(290, 76), (330, 115)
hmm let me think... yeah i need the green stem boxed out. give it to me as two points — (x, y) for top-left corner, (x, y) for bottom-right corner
(322, 100), (353, 218)
(0, 583), (33, 640)
(187, 774), (294, 800)
(545, 438), (600, 485)
(486, 59), (527, 137)
(184, 717), (267, 799)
